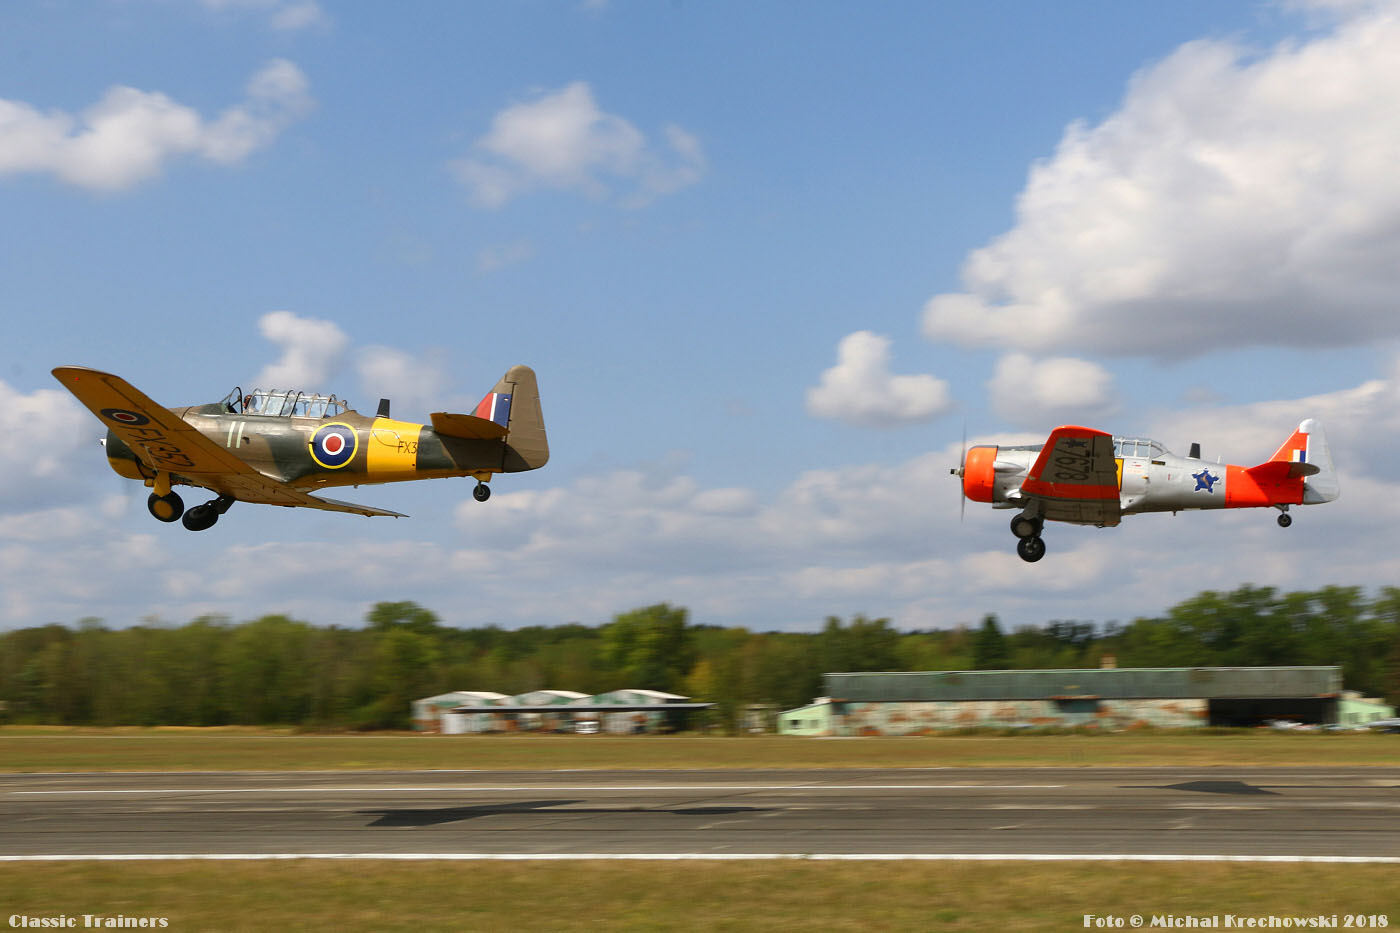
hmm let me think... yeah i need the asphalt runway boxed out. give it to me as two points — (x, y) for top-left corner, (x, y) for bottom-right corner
(2, 767), (1398, 859)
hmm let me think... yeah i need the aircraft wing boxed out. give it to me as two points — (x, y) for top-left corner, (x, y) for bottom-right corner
(1019, 425), (1121, 527)
(52, 366), (405, 518)
(54, 366), (251, 477)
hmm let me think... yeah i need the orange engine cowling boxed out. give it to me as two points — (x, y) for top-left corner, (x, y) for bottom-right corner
(962, 445), (999, 503)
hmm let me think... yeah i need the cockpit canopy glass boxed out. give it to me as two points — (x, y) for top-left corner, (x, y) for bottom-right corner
(1113, 436), (1167, 459)
(221, 388), (348, 418)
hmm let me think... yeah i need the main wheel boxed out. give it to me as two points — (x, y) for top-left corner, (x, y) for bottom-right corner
(1016, 535), (1046, 563)
(1277, 513), (1292, 528)
(473, 483), (492, 502)
(147, 491), (184, 523)
(181, 504), (218, 531)
(1010, 515), (1038, 539)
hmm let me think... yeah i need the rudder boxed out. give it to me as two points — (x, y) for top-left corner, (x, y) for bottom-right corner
(492, 364), (549, 472)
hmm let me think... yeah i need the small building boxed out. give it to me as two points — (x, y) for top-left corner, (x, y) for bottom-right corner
(778, 699), (834, 736)
(1337, 691), (1397, 727)
(585, 689), (690, 734)
(412, 691), (508, 732)
(780, 667), (1362, 735)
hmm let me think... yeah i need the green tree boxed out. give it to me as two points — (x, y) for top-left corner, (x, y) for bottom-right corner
(366, 601), (442, 635)
(971, 615), (1010, 670)
(601, 603), (696, 692)
(818, 615), (899, 673)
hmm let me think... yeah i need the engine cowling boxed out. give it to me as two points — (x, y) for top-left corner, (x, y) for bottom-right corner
(962, 445), (999, 503)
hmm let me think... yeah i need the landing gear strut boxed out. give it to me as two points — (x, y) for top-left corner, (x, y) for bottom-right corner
(1277, 506), (1293, 528)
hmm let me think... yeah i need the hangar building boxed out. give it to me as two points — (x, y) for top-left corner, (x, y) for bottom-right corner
(779, 666), (1393, 734)
(413, 688), (712, 734)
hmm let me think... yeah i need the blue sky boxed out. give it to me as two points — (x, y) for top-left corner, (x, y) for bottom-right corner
(4, 0), (1400, 634)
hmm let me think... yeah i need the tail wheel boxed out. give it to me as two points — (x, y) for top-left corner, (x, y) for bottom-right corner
(1016, 536), (1046, 563)
(1277, 513), (1293, 528)
(147, 491), (184, 523)
(473, 483), (491, 502)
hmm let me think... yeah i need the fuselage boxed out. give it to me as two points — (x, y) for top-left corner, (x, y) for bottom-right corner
(102, 402), (511, 492)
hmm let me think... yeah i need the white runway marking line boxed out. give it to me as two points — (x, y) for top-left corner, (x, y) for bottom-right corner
(8, 783), (1068, 796)
(2, 853), (1399, 864)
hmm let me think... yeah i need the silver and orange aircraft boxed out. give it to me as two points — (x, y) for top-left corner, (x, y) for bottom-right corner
(952, 420), (1339, 562)
(52, 364), (548, 531)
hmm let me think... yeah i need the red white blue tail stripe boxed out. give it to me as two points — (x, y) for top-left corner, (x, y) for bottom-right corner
(474, 392), (512, 428)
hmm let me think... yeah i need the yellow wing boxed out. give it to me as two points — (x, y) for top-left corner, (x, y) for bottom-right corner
(52, 366), (404, 518)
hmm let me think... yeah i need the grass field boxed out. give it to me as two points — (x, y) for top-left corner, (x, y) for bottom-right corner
(2, 861), (1395, 932)
(2, 729), (1394, 931)
(0, 725), (1397, 772)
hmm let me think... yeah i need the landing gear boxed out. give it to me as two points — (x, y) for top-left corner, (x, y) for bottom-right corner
(1010, 511), (1046, 561)
(147, 491), (184, 523)
(1277, 513), (1293, 528)
(473, 482), (491, 502)
(1010, 515), (1043, 539)
(180, 495), (234, 532)
(1016, 535), (1047, 563)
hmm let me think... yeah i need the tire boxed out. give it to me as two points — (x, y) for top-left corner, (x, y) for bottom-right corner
(181, 505), (218, 532)
(147, 491), (184, 523)
(1016, 536), (1046, 563)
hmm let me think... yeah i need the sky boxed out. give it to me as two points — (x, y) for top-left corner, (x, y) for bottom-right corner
(4, 0), (1400, 635)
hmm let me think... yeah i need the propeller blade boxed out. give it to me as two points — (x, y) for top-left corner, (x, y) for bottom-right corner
(957, 423), (967, 522)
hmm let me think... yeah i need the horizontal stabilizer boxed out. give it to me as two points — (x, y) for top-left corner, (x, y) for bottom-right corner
(1247, 460), (1320, 482)
(430, 411), (508, 441)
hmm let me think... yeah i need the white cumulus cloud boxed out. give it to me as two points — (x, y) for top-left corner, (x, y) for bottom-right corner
(355, 347), (466, 419)
(807, 331), (953, 426)
(199, 0), (329, 31)
(0, 380), (95, 505)
(253, 311), (349, 389)
(450, 82), (706, 208)
(921, 3), (1400, 357)
(0, 60), (313, 191)
(987, 352), (1118, 427)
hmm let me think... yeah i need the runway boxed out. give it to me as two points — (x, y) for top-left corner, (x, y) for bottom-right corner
(3, 767), (1398, 860)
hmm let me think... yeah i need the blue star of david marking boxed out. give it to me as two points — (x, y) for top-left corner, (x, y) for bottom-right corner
(1064, 438), (1088, 449)
(1192, 469), (1219, 493)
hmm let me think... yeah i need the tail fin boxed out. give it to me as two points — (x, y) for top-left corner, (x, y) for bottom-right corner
(492, 364), (548, 472)
(427, 365), (549, 473)
(1264, 419), (1339, 504)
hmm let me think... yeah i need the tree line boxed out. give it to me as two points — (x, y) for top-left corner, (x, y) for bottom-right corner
(1, 585), (1398, 731)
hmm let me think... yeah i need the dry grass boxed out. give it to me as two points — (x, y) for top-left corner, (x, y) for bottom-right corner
(0, 727), (1397, 772)
(1, 861), (1394, 932)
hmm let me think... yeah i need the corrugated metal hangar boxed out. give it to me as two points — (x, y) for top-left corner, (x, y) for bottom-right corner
(779, 666), (1396, 734)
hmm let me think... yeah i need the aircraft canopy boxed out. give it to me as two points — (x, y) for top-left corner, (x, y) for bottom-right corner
(221, 387), (350, 418)
(1113, 436), (1167, 459)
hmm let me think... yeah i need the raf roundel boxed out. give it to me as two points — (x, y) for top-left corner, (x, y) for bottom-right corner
(99, 408), (149, 426)
(309, 422), (358, 469)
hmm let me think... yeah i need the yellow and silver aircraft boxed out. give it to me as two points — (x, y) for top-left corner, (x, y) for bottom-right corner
(52, 364), (548, 531)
